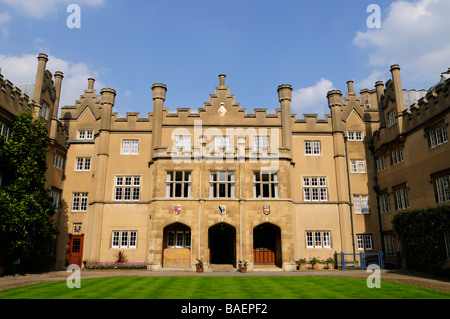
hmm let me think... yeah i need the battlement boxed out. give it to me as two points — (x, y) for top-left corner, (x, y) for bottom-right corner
(0, 72), (33, 117)
(404, 75), (450, 131)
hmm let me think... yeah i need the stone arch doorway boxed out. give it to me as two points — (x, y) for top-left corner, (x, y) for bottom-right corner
(253, 223), (282, 267)
(162, 222), (191, 268)
(208, 223), (236, 267)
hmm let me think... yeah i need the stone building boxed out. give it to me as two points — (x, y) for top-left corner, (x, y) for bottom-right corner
(373, 65), (450, 267)
(57, 72), (382, 271)
(0, 54), (68, 273)
(1, 53), (448, 272)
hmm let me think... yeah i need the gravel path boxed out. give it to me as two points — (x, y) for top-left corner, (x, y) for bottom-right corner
(0, 269), (449, 293)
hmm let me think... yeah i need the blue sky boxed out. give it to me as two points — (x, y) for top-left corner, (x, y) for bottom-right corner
(1, 0), (449, 118)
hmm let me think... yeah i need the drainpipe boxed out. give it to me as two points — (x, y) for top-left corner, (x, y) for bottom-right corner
(344, 134), (356, 260)
(370, 145), (385, 254)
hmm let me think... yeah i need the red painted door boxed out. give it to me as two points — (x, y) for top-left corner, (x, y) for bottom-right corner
(67, 235), (84, 267)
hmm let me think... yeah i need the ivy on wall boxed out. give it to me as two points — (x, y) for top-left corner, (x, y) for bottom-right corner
(392, 205), (450, 274)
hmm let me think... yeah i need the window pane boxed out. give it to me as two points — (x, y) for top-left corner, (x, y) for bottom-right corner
(121, 232), (128, 248)
(84, 158), (91, 171)
(123, 140), (130, 154)
(168, 231), (175, 247)
(131, 140), (139, 154)
(262, 183), (270, 197)
(129, 231), (137, 248)
(185, 232), (191, 248)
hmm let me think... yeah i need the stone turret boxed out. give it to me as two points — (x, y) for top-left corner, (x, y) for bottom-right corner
(151, 83), (167, 160)
(277, 84), (293, 154)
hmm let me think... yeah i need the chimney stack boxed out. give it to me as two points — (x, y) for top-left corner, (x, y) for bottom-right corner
(277, 84), (293, 152)
(53, 71), (64, 118)
(219, 74), (226, 87)
(390, 64), (405, 113)
(88, 78), (95, 91)
(347, 80), (354, 93)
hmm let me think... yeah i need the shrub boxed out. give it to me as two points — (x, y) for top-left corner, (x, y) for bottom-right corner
(84, 262), (147, 270)
(392, 205), (450, 274)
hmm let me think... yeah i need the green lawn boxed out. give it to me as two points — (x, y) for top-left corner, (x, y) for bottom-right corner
(1, 276), (449, 299)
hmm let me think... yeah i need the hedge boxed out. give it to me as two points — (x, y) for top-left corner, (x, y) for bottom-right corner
(84, 262), (148, 270)
(392, 205), (450, 274)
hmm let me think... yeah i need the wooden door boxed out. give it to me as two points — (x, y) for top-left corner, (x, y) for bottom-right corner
(67, 235), (84, 267)
(253, 248), (275, 265)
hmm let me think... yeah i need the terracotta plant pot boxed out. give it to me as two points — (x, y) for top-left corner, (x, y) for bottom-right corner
(327, 263), (334, 269)
(312, 262), (320, 269)
(196, 267), (203, 273)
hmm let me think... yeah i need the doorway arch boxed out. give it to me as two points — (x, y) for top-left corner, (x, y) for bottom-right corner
(208, 223), (236, 266)
(162, 222), (191, 268)
(253, 223), (281, 267)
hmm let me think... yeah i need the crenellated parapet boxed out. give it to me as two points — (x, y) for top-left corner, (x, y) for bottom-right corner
(403, 75), (450, 132)
(0, 73), (33, 119)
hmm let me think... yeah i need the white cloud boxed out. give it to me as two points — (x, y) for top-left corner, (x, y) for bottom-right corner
(291, 78), (335, 117)
(0, 0), (105, 19)
(0, 11), (10, 37)
(353, 0), (450, 89)
(0, 53), (105, 112)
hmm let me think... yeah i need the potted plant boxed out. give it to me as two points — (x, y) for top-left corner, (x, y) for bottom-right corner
(195, 258), (204, 273)
(238, 260), (248, 273)
(325, 257), (335, 269)
(309, 257), (320, 269)
(296, 258), (307, 270)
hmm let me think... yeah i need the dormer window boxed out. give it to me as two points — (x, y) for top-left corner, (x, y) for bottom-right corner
(388, 110), (397, 127)
(40, 104), (49, 120)
(78, 130), (94, 140)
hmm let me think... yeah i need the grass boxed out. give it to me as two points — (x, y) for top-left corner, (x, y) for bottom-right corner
(1, 276), (449, 299)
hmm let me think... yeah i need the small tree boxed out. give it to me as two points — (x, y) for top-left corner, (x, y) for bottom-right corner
(0, 110), (57, 273)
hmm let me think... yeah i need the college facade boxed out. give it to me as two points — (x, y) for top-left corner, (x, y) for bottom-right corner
(1, 54), (449, 272)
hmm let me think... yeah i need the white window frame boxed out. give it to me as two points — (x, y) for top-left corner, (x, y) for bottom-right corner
(77, 130), (94, 140)
(53, 153), (64, 170)
(167, 230), (191, 249)
(306, 231), (331, 249)
(379, 192), (391, 214)
(357, 234), (373, 251)
(72, 193), (88, 212)
(214, 135), (231, 151)
(115, 176), (141, 202)
(435, 175), (450, 203)
(111, 231), (137, 249)
(75, 157), (91, 171)
(391, 147), (403, 165)
(429, 125), (448, 149)
(395, 187), (409, 210)
(253, 136), (269, 152)
(388, 110), (397, 127)
(175, 135), (192, 152)
(347, 132), (363, 141)
(0, 122), (10, 141)
(122, 139), (139, 155)
(376, 156), (386, 172)
(353, 195), (369, 214)
(303, 177), (328, 202)
(305, 141), (321, 156)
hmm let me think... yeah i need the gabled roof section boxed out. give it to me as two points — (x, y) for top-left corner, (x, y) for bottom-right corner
(60, 78), (101, 121)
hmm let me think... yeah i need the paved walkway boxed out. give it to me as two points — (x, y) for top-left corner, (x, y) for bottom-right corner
(1, 269), (449, 292)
